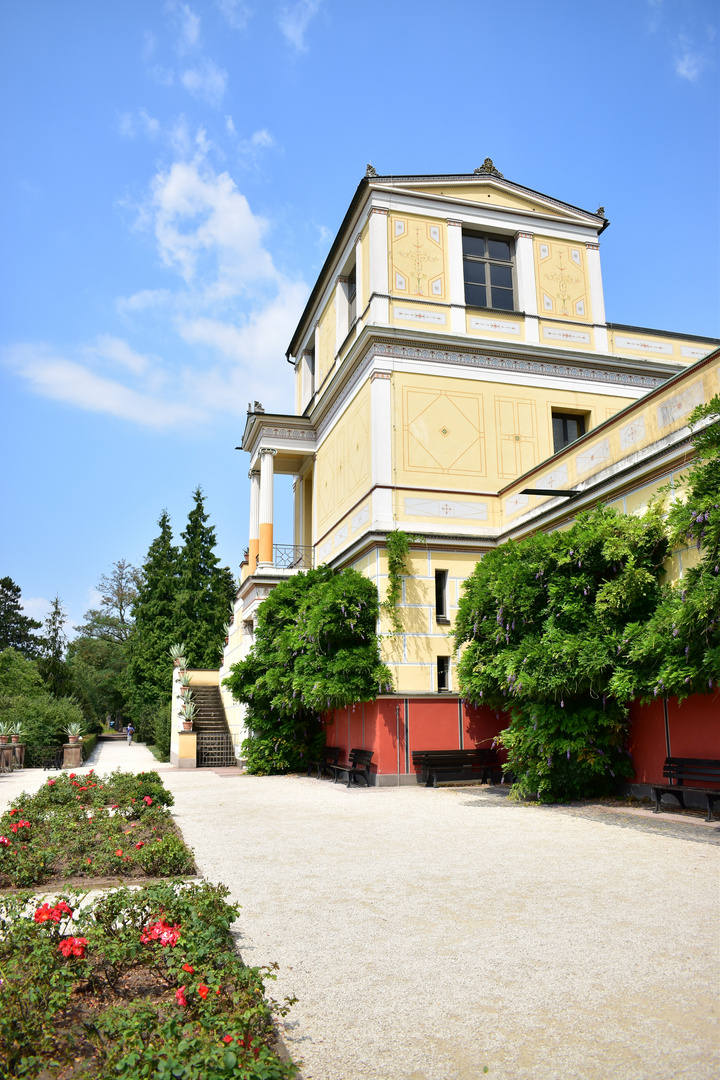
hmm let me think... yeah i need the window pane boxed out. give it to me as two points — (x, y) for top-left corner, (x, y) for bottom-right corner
(488, 238), (511, 261)
(462, 234), (485, 258)
(552, 416), (565, 454)
(463, 259), (486, 284)
(490, 287), (514, 310)
(490, 263), (513, 288)
(465, 283), (487, 308)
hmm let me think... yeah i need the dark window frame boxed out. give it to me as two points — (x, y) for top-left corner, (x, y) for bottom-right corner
(462, 231), (516, 312)
(435, 569), (449, 623)
(347, 265), (357, 327)
(552, 411), (587, 454)
(437, 656), (450, 693)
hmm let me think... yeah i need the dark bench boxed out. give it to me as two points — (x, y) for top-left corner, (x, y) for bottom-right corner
(41, 746), (64, 770)
(307, 746), (341, 779)
(651, 758), (720, 822)
(328, 748), (374, 788)
(412, 748), (502, 788)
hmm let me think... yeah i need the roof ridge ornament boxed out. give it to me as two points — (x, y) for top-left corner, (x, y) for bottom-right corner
(474, 157), (503, 178)
(595, 206), (605, 218)
(365, 163), (378, 178)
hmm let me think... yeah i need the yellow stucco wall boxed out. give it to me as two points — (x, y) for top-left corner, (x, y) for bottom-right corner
(534, 236), (592, 323)
(389, 213), (447, 301)
(316, 291), (336, 389)
(406, 183), (568, 219)
(315, 381), (371, 546)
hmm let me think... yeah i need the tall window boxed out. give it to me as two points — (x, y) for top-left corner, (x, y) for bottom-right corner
(435, 570), (449, 622)
(552, 412), (586, 454)
(463, 233), (515, 311)
(347, 265), (357, 327)
(437, 656), (450, 692)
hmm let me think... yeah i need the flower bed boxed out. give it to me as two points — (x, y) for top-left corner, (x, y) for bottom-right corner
(0, 880), (297, 1078)
(0, 770), (195, 888)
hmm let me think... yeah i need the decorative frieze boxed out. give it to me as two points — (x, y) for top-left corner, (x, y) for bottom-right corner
(619, 416), (646, 450)
(543, 327), (591, 344)
(470, 316), (521, 335)
(259, 426), (316, 441)
(576, 438), (610, 475)
(657, 382), (704, 429)
(394, 307), (447, 325)
(615, 336), (674, 356)
(404, 498), (488, 520)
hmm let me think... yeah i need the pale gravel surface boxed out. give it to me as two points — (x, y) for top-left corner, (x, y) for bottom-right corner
(3, 744), (718, 1080)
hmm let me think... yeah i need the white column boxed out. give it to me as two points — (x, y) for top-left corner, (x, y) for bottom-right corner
(370, 370), (393, 529)
(335, 275), (349, 359)
(248, 469), (260, 571)
(368, 208), (389, 325)
(515, 231), (539, 344)
(258, 449), (276, 566)
(446, 219), (465, 334)
(354, 232), (364, 333)
(586, 242), (609, 352)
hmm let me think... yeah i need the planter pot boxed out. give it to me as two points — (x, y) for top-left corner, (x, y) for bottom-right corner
(0, 736), (8, 744)
(182, 721), (193, 732)
(68, 735), (80, 744)
(11, 735), (19, 744)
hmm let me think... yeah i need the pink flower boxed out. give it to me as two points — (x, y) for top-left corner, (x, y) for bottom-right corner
(175, 985), (187, 1007)
(135, 841), (145, 849)
(222, 1035), (234, 1044)
(143, 796), (153, 805)
(0, 837), (10, 847)
(34, 903), (57, 923)
(47, 779), (56, 786)
(58, 937), (87, 958)
(140, 920), (181, 947)
(197, 984), (209, 1000)
(115, 849), (123, 857)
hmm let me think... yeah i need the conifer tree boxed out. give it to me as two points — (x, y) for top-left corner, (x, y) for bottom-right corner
(38, 595), (71, 697)
(123, 511), (179, 720)
(0, 577), (43, 657)
(175, 487), (235, 669)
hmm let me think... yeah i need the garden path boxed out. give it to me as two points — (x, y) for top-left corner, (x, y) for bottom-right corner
(159, 772), (720, 1080)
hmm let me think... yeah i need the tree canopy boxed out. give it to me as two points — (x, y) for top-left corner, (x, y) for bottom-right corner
(0, 577), (43, 658)
(223, 565), (391, 774)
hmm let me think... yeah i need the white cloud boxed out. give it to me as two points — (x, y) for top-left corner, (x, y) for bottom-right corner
(21, 597), (52, 623)
(181, 60), (228, 107)
(674, 36), (707, 80)
(278, 0), (323, 51)
(216, 0), (252, 30)
(148, 64), (175, 87)
(86, 335), (155, 375)
(116, 288), (174, 314)
(118, 108), (161, 140)
(225, 114), (236, 135)
(250, 128), (274, 148)
(5, 344), (198, 429)
(166, 1), (201, 52)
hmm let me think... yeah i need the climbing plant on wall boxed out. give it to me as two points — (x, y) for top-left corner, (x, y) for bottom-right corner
(453, 505), (669, 802)
(382, 530), (413, 634)
(223, 565), (392, 774)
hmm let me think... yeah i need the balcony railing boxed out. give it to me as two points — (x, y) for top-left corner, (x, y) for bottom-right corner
(272, 544), (314, 570)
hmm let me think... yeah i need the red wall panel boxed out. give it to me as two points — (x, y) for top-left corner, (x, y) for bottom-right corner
(627, 699), (667, 785)
(667, 694), (720, 759)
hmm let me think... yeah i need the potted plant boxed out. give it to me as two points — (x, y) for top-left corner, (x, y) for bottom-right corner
(169, 643), (187, 668)
(9, 721), (23, 745)
(0, 720), (10, 745)
(180, 701), (196, 732)
(65, 720), (84, 745)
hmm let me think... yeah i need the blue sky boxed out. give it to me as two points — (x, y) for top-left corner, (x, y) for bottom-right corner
(1, 0), (718, 633)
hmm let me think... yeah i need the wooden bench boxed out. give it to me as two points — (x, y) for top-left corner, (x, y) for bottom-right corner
(307, 746), (341, 779)
(651, 758), (720, 822)
(328, 748), (374, 788)
(412, 748), (502, 788)
(40, 746), (64, 770)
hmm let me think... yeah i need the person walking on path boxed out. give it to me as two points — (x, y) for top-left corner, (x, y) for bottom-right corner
(126, 723), (135, 745)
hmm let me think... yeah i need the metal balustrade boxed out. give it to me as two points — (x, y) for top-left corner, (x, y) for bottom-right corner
(272, 544), (314, 570)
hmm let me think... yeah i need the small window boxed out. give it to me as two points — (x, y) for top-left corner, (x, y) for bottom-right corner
(347, 265), (357, 326)
(437, 656), (450, 693)
(552, 412), (586, 454)
(463, 232), (515, 311)
(435, 570), (449, 622)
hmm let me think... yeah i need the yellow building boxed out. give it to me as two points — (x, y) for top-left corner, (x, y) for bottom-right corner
(213, 162), (719, 763)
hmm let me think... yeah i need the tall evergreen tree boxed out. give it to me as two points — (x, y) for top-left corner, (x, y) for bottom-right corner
(0, 577), (43, 657)
(123, 511), (179, 720)
(175, 487), (236, 669)
(38, 595), (71, 698)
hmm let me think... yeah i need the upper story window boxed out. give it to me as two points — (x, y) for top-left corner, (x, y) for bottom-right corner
(463, 233), (515, 311)
(347, 265), (357, 327)
(552, 411), (586, 454)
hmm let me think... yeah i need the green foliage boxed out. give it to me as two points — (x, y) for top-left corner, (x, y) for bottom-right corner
(224, 565), (391, 774)
(4, 693), (86, 766)
(612, 396), (720, 703)
(175, 488), (237, 671)
(0, 576), (43, 657)
(37, 595), (72, 698)
(0, 647), (45, 698)
(151, 701), (173, 760)
(382, 529), (412, 634)
(73, 559), (140, 644)
(0, 769), (191, 888)
(81, 732), (98, 760)
(454, 505), (669, 801)
(0, 881), (297, 1079)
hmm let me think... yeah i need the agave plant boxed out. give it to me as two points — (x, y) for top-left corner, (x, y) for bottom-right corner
(65, 720), (85, 738)
(180, 701), (197, 722)
(179, 670), (193, 688)
(180, 686), (194, 703)
(169, 643), (188, 667)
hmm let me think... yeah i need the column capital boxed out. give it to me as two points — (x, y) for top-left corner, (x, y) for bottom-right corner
(336, 275), (349, 285)
(248, 468), (260, 479)
(586, 242), (600, 250)
(259, 447), (277, 457)
(516, 231), (533, 239)
(370, 371), (391, 382)
(370, 207), (388, 216)
(446, 218), (463, 227)
(355, 232), (362, 245)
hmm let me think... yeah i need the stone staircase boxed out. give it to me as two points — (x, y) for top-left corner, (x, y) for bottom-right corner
(191, 686), (230, 735)
(191, 686), (237, 768)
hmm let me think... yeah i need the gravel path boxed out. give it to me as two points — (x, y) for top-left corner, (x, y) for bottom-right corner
(161, 771), (720, 1080)
(3, 749), (717, 1079)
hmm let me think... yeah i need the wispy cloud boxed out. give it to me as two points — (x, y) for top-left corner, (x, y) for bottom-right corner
(166, 1), (201, 52)
(21, 596), (53, 623)
(118, 108), (161, 139)
(278, 0), (323, 52)
(674, 35), (707, 80)
(9, 144), (308, 427)
(216, 0), (253, 30)
(181, 60), (228, 106)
